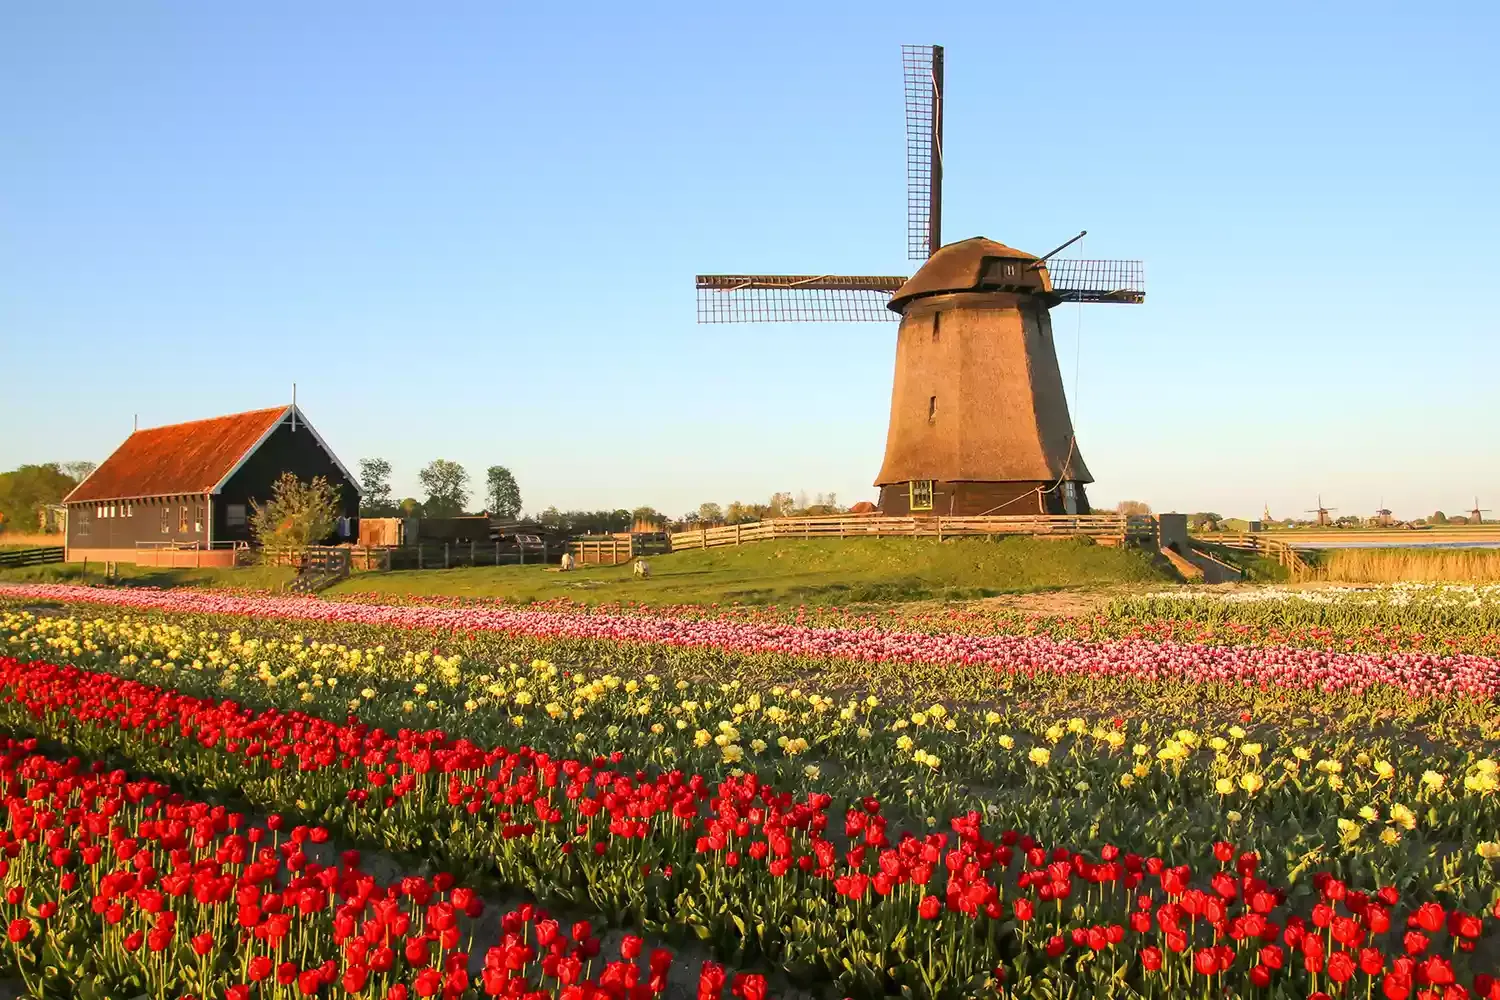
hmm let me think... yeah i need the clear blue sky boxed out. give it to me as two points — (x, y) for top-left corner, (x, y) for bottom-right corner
(2, 2), (1496, 521)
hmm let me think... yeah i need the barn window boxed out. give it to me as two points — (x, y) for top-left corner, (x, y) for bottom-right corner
(96, 505), (103, 519)
(226, 504), (247, 528)
(909, 480), (934, 511)
(160, 506), (170, 534)
(76, 509), (91, 537)
(194, 504), (203, 533)
(179, 506), (189, 533)
(1004, 263), (1017, 277)
(1062, 481), (1080, 515)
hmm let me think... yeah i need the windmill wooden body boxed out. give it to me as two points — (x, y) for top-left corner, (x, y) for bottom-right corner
(695, 45), (1145, 515)
(1306, 496), (1336, 527)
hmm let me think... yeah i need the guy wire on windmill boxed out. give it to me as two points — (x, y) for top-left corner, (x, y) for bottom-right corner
(695, 44), (1145, 518)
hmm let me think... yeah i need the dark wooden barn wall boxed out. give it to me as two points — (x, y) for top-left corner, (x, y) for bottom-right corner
(213, 418), (360, 544)
(67, 495), (210, 551)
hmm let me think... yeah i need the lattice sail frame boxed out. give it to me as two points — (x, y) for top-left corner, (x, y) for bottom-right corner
(902, 44), (943, 262)
(695, 263), (1144, 322)
(695, 275), (903, 323)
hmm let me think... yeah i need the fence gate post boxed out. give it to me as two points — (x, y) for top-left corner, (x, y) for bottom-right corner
(418, 546), (424, 570)
(444, 543), (449, 569)
(736, 523), (741, 546)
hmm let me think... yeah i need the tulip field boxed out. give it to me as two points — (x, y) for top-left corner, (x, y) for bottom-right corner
(0, 583), (1497, 999)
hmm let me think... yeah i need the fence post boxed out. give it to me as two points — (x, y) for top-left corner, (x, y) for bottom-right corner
(495, 541), (500, 566)
(736, 523), (742, 546)
(520, 541), (525, 566)
(444, 543), (450, 569)
(937, 517), (943, 542)
(701, 528), (706, 550)
(470, 540), (476, 565)
(417, 546), (424, 570)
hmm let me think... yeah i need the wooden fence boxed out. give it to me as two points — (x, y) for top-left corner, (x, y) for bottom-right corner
(1193, 533), (1310, 578)
(668, 514), (1157, 552)
(569, 538), (633, 566)
(386, 540), (548, 570)
(0, 546), (64, 569)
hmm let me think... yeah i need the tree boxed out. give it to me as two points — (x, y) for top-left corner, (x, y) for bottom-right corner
(0, 464), (77, 535)
(398, 497), (424, 518)
(61, 461), (97, 484)
(418, 460), (470, 518)
(485, 466), (522, 520)
(358, 458), (395, 516)
(250, 473), (342, 550)
(1431, 511), (1448, 525)
(1116, 500), (1152, 516)
(697, 502), (724, 525)
(631, 506), (664, 529)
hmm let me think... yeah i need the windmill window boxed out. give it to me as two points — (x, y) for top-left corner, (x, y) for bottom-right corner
(928, 395), (937, 424)
(910, 480), (934, 511)
(1062, 481), (1079, 515)
(1004, 263), (1017, 277)
(931, 311), (941, 342)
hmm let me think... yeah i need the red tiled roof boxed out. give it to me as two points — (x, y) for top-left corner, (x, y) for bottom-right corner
(66, 406), (289, 503)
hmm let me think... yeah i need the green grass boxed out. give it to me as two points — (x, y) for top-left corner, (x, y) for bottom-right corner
(322, 536), (1174, 606)
(0, 538), (1174, 607)
(0, 561), (296, 591)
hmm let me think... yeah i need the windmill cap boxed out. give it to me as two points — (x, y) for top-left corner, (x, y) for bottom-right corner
(888, 237), (1049, 312)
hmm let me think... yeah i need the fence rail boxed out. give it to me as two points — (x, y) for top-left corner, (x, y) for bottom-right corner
(0, 546), (64, 569)
(1193, 533), (1310, 578)
(668, 514), (1156, 552)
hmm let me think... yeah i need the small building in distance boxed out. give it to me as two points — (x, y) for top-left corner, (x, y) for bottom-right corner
(64, 405), (359, 566)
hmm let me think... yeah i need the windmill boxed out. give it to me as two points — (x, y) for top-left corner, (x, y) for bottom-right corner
(694, 45), (1145, 516)
(1469, 498), (1490, 525)
(1305, 495), (1336, 527)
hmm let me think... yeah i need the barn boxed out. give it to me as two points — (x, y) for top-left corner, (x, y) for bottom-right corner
(64, 405), (360, 566)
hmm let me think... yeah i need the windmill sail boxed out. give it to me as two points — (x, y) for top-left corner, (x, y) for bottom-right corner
(1047, 259), (1146, 304)
(695, 275), (904, 323)
(902, 44), (943, 262)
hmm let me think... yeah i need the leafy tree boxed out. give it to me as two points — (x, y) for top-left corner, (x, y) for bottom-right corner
(397, 497), (424, 518)
(485, 466), (522, 520)
(631, 506), (664, 529)
(0, 464), (78, 535)
(697, 502), (724, 525)
(418, 460), (470, 518)
(1116, 500), (1152, 516)
(250, 473), (342, 550)
(358, 458), (396, 516)
(61, 461), (97, 484)
(1431, 511), (1448, 525)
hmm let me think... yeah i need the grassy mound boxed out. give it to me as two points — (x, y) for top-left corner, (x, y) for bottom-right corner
(324, 535), (1173, 606)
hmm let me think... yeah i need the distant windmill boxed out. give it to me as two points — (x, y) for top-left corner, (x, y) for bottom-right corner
(1373, 500), (1394, 528)
(694, 44), (1145, 516)
(1305, 495), (1337, 527)
(1470, 498), (1491, 525)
